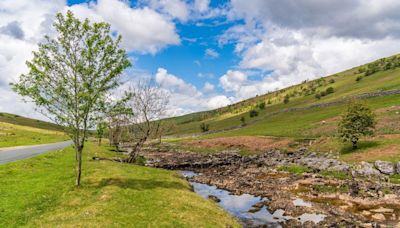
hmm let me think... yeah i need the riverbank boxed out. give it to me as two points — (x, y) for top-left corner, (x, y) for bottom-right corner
(143, 145), (400, 227)
(0, 142), (239, 227)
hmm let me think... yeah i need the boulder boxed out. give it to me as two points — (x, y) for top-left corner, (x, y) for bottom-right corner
(371, 213), (386, 221)
(208, 195), (221, 203)
(374, 160), (395, 175)
(396, 162), (400, 174)
(353, 162), (381, 177)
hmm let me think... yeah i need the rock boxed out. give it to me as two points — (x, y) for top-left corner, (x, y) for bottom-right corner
(353, 161), (381, 177)
(371, 213), (386, 221)
(370, 207), (394, 213)
(361, 210), (371, 217)
(396, 162), (400, 174)
(208, 195), (221, 203)
(375, 160), (395, 175)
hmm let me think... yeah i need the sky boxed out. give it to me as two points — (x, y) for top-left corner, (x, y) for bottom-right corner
(1, 0), (400, 119)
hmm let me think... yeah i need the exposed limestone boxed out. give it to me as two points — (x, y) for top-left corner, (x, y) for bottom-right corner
(375, 160), (395, 175)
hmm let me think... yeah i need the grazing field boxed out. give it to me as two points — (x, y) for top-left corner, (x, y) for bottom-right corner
(0, 122), (67, 148)
(0, 142), (239, 227)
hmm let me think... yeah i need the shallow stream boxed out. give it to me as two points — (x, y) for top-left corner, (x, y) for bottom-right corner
(181, 171), (326, 227)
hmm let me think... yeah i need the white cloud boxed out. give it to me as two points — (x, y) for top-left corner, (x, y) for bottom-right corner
(143, 0), (190, 22)
(205, 48), (219, 58)
(69, 0), (180, 54)
(203, 82), (215, 92)
(219, 70), (247, 92)
(207, 95), (232, 109)
(194, 0), (210, 13)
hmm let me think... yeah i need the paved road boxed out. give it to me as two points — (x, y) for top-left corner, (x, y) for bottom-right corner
(0, 141), (72, 164)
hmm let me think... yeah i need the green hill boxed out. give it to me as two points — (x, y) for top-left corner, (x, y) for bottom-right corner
(0, 113), (67, 148)
(165, 54), (400, 161)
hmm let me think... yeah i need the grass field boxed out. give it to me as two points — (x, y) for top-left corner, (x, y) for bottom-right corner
(0, 113), (63, 131)
(0, 122), (67, 148)
(0, 142), (239, 227)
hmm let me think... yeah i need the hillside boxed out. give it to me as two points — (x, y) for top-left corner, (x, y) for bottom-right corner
(164, 54), (400, 161)
(0, 113), (67, 148)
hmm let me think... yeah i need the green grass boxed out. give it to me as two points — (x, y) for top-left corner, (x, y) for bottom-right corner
(277, 165), (311, 174)
(0, 112), (63, 131)
(319, 170), (351, 180)
(0, 122), (68, 148)
(0, 142), (239, 227)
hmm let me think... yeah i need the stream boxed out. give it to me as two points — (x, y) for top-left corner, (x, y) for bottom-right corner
(181, 171), (326, 227)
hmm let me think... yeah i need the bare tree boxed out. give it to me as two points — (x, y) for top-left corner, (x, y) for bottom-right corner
(124, 81), (169, 163)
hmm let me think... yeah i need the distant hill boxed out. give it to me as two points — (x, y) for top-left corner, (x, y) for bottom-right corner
(0, 112), (63, 132)
(166, 54), (400, 138)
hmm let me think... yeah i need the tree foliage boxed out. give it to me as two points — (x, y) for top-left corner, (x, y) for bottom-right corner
(11, 11), (131, 186)
(338, 102), (376, 149)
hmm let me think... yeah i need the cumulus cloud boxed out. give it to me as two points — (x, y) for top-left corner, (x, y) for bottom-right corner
(142, 0), (190, 22)
(204, 48), (219, 58)
(203, 82), (215, 92)
(216, 0), (400, 100)
(69, 0), (180, 54)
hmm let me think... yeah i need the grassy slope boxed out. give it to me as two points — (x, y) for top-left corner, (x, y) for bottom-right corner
(0, 122), (68, 148)
(0, 142), (239, 227)
(167, 56), (400, 138)
(0, 113), (63, 131)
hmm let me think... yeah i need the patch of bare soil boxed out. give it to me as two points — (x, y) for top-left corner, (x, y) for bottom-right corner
(186, 136), (293, 152)
(343, 145), (400, 162)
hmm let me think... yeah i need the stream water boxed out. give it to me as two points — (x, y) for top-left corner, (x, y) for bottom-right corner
(181, 171), (326, 227)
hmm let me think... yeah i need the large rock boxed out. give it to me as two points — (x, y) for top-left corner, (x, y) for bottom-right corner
(374, 160), (395, 175)
(396, 162), (400, 174)
(353, 162), (381, 177)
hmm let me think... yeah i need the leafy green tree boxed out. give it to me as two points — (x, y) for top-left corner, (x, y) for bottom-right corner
(96, 121), (108, 146)
(283, 94), (290, 104)
(338, 102), (376, 149)
(258, 101), (266, 110)
(200, 123), (210, 132)
(11, 11), (131, 186)
(240, 116), (246, 125)
(249, 109), (259, 118)
(326, 87), (334, 94)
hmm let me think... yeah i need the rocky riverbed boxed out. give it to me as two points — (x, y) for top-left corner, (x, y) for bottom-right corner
(142, 147), (400, 227)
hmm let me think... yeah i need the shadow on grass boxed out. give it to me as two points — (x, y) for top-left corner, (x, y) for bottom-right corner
(340, 141), (380, 154)
(98, 177), (187, 190)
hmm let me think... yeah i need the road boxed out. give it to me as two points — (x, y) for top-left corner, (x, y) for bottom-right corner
(0, 141), (72, 164)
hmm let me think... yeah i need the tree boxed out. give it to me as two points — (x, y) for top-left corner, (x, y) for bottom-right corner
(338, 102), (376, 149)
(326, 87), (335, 94)
(200, 123), (210, 132)
(96, 121), (107, 146)
(283, 95), (290, 104)
(249, 109), (258, 118)
(124, 81), (169, 163)
(240, 116), (246, 126)
(258, 101), (266, 110)
(11, 11), (131, 186)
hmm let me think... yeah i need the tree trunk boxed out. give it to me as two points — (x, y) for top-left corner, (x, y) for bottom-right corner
(75, 146), (83, 186)
(98, 137), (102, 146)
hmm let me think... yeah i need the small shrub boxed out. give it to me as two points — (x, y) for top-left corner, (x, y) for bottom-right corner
(320, 91), (327, 97)
(258, 102), (266, 110)
(326, 87), (334, 94)
(283, 95), (290, 104)
(240, 116), (246, 125)
(278, 165), (311, 175)
(267, 99), (272, 104)
(200, 123), (210, 132)
(315, 93), (321, 99)
(329, 79), (335, 84)
(249, 109), (259, 118)
(355, 76), (363, 82)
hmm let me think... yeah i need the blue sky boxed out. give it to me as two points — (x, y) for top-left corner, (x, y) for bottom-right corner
(2, 0), (400, 118)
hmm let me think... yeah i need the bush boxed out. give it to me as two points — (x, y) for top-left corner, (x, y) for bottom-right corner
(315, 93), (321, 99)
(267, 99), (272, 104)
(320, 91), (327, 97)
(326, 87), (334, 94)
(355, 76), (363, 82)
(249, 109), (259, 118)
(240, 116), (246, 125)
(258, 101), (266, 110)
(283, 95), (290, 104)
(329, 79), (335, 84)
(200, 123), (209, 132)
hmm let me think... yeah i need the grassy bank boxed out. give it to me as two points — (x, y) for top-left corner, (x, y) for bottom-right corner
(0, 142), (239, 227)
(0, 122), (67, 148)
